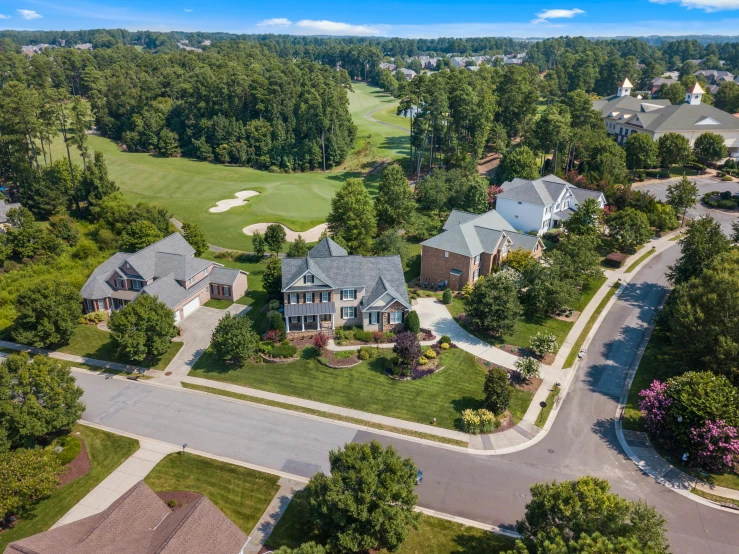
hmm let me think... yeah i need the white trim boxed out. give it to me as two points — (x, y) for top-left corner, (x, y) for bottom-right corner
(285, 269), (332, 290)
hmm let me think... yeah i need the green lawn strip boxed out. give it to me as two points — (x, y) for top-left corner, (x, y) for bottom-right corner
(0, 425), (138, 551)
(669, 234), (683, 241)
(144, 452), (280, 534)
(68, 361), (155, 379)
(625, 247), (656, 273)
(691, 488), (739, 508)
(181, 383), (468, 448)
(189, 347), (515, 432)
(204, 298), (234, 309)
(372, 105), (411, 131)
(534, 385), (561, 428)
(563, 283), (621, 369)
(57, 325), (183, 370)
(267, 489), (515, 553)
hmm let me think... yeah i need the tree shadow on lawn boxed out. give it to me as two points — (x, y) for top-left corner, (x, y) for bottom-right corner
(451, 528), (517, 553)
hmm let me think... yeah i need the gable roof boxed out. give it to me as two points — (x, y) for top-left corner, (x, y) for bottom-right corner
(125, 234), (195, 280)
(309, 237), (348, 258)
(5, 481), (247, 554)
(422, 209), (542, 258)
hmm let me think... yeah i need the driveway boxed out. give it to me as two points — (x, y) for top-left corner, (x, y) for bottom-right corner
(414, 297), (519, 369)
(635, 176), (739, 233)
(157, 303), (249, 384)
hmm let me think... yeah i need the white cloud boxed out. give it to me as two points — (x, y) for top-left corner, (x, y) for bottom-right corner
(257, 17), (292, 27)
(0, 14), (10, 19)
(294, 19), (380, 36)
(649, 0), (739, 11)
(532, 7), (584, 24)
(184, 8), (193, 12)
(17, 9), (42, 20)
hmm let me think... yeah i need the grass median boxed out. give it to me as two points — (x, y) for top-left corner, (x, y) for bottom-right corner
(534, 385), (561, 428)
(625, 247), (656, 273)
(563, 283), (621, 369)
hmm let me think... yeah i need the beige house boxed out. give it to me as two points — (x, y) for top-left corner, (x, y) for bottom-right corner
(81, 233), (247, 323)
(281, 238), (410, 335)
(595, 78), (739, 157)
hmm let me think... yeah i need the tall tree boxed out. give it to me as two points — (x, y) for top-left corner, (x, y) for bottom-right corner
(605, 208), (652, 251)
(562, 197), (603, 238)
(264, 224), (286, 254)
(658, 133), (692, 168)
(375, 164), (413, 229)
(464, 273), (521, 336)
(12, 282), (82, 348)
(252, 230), (266, 257)
(287, 235), (309, 258)
(666, 175), (699, 225)
(181, 222), (208, 256)
(693, 132), (728, 164)
(307, 441), (420, 554)
(108, 295), (177, 362)
(0, 449), (61, 521)
(210, 312), (259, 364)
(495, 145), (539, 185)
(327, 178), (377, 254)
(120, 220), (163, 252)
(624, 133), (659, 172)
(668, 215), (731, 285)
(263, 255), (283, 295)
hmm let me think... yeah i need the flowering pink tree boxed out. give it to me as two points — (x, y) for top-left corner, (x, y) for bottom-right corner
(639, 380), (672, 436)
(488, 185), (503, 209)
(690, 420), (739, 473)
(313, 333), (329, 352)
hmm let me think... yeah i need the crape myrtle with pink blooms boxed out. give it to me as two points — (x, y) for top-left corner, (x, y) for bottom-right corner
(639, 371), (739, 473)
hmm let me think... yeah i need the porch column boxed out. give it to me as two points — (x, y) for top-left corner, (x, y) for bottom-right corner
(285, 316), (289, 332)
(331, 314), (334, 329)
(301, 316), (305, 332)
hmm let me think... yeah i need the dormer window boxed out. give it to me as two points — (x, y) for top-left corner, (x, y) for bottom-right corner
(304, 274), (314, 284)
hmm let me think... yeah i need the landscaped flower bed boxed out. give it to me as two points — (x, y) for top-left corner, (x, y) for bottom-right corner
(319, 349), (362, 368)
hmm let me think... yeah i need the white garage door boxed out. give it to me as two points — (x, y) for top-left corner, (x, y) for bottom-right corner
(182, 296), (201, 319)
(174, 310), (181, 324)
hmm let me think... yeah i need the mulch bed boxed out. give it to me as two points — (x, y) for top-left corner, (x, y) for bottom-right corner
(320, 349), (361, 368)
(156, 491), (203, 511)
(552, 310), (580, 323)
(476, 357), (543, 394)
(58, 438), (91, 487)
(495, 411), (516, 433)
(496, 344), (555, 365)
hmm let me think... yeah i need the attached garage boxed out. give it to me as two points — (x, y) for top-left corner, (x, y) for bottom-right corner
(182, 296), (201, 319)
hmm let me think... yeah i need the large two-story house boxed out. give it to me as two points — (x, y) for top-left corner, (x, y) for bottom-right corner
(280, 238), (411, 335)
(81, 233), (247, 323)
(420, 209), (544, 291)
(496, 174), (606, 236)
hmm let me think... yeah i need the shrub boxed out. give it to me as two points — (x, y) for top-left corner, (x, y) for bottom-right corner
(266, 310), (285, 332)
(515, 356), (541, 381)
(358, 346), (376, 360)
(265, 329), (284, 343)
(354, 328), (374, 343)
(440, 342), (450, 350)
(461, 282), (474, 298)
(442, 288), (453, 304)
(372, 331), (384, 345)
(81, 310), (107, 324)
(658, 169), (670, 179)
(418, 356), (428, 365)
(461, 409), (497, 434)
(717, 199), (737, 209)
(424, 349), (437, 359)
(721, 190), (733, 200)
(167, 499), (177, 508)
(439, 335), (452, 345)
(393, 331), (421, 367)
(270, 344), (297, 358)
(269, 299), (280, 311)
(313, 333), (329, 351)
(529, 332), (558, 357)
(722, 175), (734, 182)
(404, 311), (420, 333)
(72, 239), (98, 260)
(55, 435), (82, 465)
(259, 341), (274, 354)
(483, 366), (512, 416)
(689, 420), (739, 473)
(281, 339), (290, 346)
(410, 294), (417, 300)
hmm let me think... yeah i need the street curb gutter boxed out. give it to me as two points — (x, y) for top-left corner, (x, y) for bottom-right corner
(613, 293), (739, 515)
(78, 421), (521, 540)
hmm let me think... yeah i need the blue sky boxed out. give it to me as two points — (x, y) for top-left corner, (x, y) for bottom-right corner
(2, 0), (739, 38)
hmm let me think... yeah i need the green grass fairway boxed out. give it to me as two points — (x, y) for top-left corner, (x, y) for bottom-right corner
(0, 425), (138, 551)
(189, 347), (533, 430)
(49, 84), (408, 251)
(144, 452), (280, 534)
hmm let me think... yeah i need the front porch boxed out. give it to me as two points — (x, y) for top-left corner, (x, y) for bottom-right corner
(284, 302), (336, 334)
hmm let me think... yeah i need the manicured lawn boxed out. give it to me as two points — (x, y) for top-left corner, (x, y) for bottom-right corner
(348, 83), (410, 162)
(535, 385), (560, 428)
(372, 104), (411, 131)
(404, 242), (422, 283)
(0, 425), (138, 551)
(189, 347), (533, 431)
(58, 325), (183, 370)
(267, 489), (515, 553)
(446, 276), (607, 354)
(622, 317), (739, 490)
(204, 298), (234, 309)
(49, 84), (408, 251)
(144, 452), (280, 534)
(625, 247), (656, 273)
(563, 283), (621, 369)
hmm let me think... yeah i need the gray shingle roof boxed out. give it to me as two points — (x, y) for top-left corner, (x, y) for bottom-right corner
(570, 188), (605, 203)
(141, 272), (209, 309)
(422, 209), (541, 258)
(210, 267), (242, 286)
(154, 252), (211, 282)
(80, 252), (130, 299)
(497, 175), (570, 206)
(284, 302), (335, 317)
(507, 231), (542, 252)
(0, 201), (21, 224)
(126, 234), (195, 280)
(309, 237), (348, 258)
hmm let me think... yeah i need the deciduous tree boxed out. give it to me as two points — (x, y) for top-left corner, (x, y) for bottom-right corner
(624, 133), (659, 171)
(605, 207), (652, 251)
(465, 273), (521, 336)
(666, 175), (698, 225)
(494, 145), (539, 185)
(108, 295), (177, 362)
(120, 220), (163, 252)
(287, 235), (309, 258)
(658, 133), (692, 168)
(375, 164), (413, 229)
(252, 230), (266, 257)
(12, 282), (82, 348)
(182, 222), (208, 256)
(667, 215), (730, 285)
(693, 132), (728, 164)
(263, 255), (283, 295)
(562, 197), (603, 237)
(327, 178), (377, 254)
(264, 224), (286, 254)
(483, 366), (512, 416)
(210, 313), (259, 364)
(0, 448), (61, 522)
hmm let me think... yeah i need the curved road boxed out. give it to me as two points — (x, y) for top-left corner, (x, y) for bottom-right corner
(74, 245), (739, 553)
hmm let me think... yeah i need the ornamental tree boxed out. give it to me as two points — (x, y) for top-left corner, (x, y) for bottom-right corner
(0, 448), (61, 522)
(605, 207), (652, 251)
(403, 311), (420, 333)
(108, 294), (177, 362)
(306, 440), (420, 554)
(693, 132), (728, 164)
(393, 331), (422, 367)
(12, 281), (82, 348)
(516, 477), (668, 553)
(690, 420), (739, 473)
(464, 273), (521, 336)
(483, 366), (512, 416)
(0, 353), (85, 451)
(666, 175), (698, 225)
(210, 313), (259, 364)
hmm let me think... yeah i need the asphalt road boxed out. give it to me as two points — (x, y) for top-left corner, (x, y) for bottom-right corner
(636, 176), (739, 233)
(74, 245), (739, 553)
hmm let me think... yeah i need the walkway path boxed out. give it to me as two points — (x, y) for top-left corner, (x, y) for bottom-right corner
(244, 478), (306, 554)
(53, 438), (179, 528)
(365, 105), (410, 133)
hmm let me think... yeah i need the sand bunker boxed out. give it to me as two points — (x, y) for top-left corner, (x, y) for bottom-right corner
(243, 222), (329, 242)
(209, 191), (260, 213)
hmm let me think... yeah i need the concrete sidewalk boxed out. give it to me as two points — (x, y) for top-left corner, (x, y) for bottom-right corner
(244, 478), (306, 554)
(53, 438), (179, 528)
